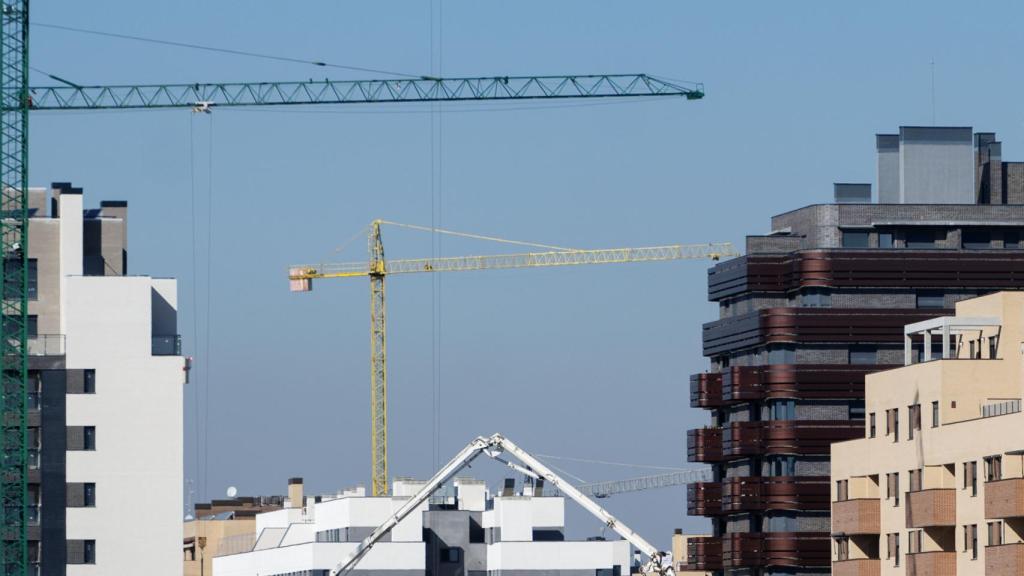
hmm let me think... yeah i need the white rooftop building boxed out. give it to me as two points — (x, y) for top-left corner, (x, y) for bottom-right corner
(213, 477), (631, 576)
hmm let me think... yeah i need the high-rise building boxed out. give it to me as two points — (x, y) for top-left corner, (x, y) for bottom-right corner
(686, 128), (1024, 576)
(831, 290), (1024, 576)
(22, 183), (185, 575)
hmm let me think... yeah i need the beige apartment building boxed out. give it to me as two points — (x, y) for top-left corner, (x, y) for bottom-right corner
(671, 530), (713, 576)
(831, 291), (1024, 576)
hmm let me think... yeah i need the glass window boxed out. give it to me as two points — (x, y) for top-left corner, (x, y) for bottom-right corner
(83, 426), (96, 451)
(3, 314), (37, 338)
(916, 292), (945, 309)
(1004, 230), (1021, 249)
(962, 229), (992, 249)
(878, 232), (894, 249)
(802, 289), (831, 308)
(869, 413), (876, 438)
(985, 456), (1002, 482)
(849, 346), (877, 365)
(769, 400), (795, 421)
(906, 229), (937, 249)
(84, 370), (96, 394)
(83, 483), (95, 507)
(767, 346), (795, 364)
(932, 401), (939, 427)
(83, 540), (95, 564)
(3, 258), (37, 300)
(849, 400), (865, 420)
(842, 231), (870, 248)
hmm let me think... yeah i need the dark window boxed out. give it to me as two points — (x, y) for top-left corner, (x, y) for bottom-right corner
(802, 289), (830, 308)
(968, 524), (978, 559)
(84, 370), (96, 394)
(836, 480), (848, 502)
(836, 537), (849, 560)
(849, 346), (877, 365)
(908, 404), (921, 440)
(4, 258), (37, 300)
(532, 529), (564, 541)
(849, 400), (865, 420)
(3, 314), (37, 338)
(962, 229), (992, 249)
(842, 231), (870, 248)
(84, 540), (95, 564)
(989, 336), (999, 359)
(985, 456), (1002, 482)
(440, 547), (462, 563)
(84, 483), (95, 507)
(964, 461), (977, 496)
(83, 426), (96, 451)
(916, 292), (945, 309)
(1005, 230), (1021, 249)
(878, 232), (894, 249)
(767, 346), (795, 364)
(869, 413), (876, 438)
(906, 229), (937, 249)
(769, 400), (795, 421)
(68, 540), (96, 564)
(932, 401), (939, 427)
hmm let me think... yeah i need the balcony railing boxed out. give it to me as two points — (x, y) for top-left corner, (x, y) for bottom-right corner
(721, 364), (890, 402)
(832, 558), (880, 576)
(721, 532), (831, 568)
(152, 334), (181, 356)
(722, 476), (830, 512)
(722, 420), (864, 458)
(906, 489), (956, 528)
(687, 482), (722, 516)
(687, 427), (723, 463)
(986, 542), (1024, 576)
(832, 498), (881, 535)
(686, 536), (722, 571)
(27, 334), (64, 356)
(985, 477), (1024, 519)
(905, 551), (956, 576)
(689, 372), (724, 408)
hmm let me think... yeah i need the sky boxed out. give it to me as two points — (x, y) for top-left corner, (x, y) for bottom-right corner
(25, 0), (1024, 549)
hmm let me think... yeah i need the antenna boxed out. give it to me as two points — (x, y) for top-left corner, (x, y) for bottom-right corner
(930, 59), (936, 126)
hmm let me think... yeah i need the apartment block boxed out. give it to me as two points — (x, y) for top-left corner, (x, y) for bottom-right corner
(831, 291), (1024, 576)
(213, 477), (631, 576)
(19, 183), (185, 575)
(184, 493), (285, 576)
(686, 127), (1024, 576)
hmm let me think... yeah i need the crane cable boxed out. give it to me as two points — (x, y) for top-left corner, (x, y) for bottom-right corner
(535, 453), (692, 473)
(379, 220), (575, 252)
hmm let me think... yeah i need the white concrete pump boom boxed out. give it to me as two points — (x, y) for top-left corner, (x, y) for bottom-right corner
(331, 433), (675, 576)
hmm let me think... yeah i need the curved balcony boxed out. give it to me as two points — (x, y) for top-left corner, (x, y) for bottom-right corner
(721, 364), (892, 403)
(721, 532), (830, 569)
(685, 536), (722, 571)
(721, 476), (830, 513)
(687, 427), (723, 463)
(689, 372), (723, 408)
(906, 551), (955, 576)
(687, 482), (722, 516)
(987, 542), (1024, 575)
(722, 420), (864, 459)
(985, 477), (1024, 519)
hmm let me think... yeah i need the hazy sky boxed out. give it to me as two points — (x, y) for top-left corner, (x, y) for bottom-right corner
(27, 1), (1024, 548)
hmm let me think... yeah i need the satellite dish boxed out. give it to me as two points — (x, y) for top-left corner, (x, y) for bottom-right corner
(184, 514), (194, 521)
(226, 486), (238, 498)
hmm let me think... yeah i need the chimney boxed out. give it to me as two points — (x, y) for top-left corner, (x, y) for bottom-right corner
(876, 135), (900, 203)
(288, 477), (304, 509)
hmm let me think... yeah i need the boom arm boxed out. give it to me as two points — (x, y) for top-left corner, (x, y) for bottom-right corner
(331, 433), (675, 576)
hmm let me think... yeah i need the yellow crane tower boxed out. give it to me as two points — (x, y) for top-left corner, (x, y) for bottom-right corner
(289, 220), (738, 496)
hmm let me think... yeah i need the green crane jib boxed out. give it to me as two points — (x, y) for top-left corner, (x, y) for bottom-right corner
(0, 2), (704, 573)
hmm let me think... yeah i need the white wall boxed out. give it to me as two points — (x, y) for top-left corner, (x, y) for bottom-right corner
(487, 540), (631, 570)
(64, 276), (184, 576)
(213, 542), (426, 576)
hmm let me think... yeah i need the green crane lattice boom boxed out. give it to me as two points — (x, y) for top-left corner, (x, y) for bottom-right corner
(0, 3), (705, 571)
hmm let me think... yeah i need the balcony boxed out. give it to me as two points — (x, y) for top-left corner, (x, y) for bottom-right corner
(721, 420), (864, 459)
(721, 364), (888, 403)
(986, 542), (1024, 576)
(26, 334), (64, 356)
(685, 536), (722, 571)
(721, 532), (830, 568)
(152, 334), (181, 356)
(832, 498), (880, 535)
(721, 476), (830, 513)
(687, 482), (722, 516)
(689, 372), (723, 408)
(986, 477), (1024, 519)
(906, 489), (956, 528)
(905, 551), (956, 576)
(832, 558), (880, 576)
(687, 427), (723, 463)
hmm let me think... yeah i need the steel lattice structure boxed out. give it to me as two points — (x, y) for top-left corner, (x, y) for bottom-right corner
(21, 74), (703, 111)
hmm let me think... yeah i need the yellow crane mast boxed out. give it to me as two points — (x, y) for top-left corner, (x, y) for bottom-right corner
(289, 220), (738, 496)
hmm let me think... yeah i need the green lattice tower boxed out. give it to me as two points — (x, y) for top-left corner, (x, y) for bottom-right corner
(0, 1), (29, 574)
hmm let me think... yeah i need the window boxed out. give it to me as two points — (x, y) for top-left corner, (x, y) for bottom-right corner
(887, 532), (900, 566)
(989, 521), (1004, 546)
(909, 530), (922, 554)
(906, 229), (937, 249)
(908, 404), (921, 440)
(767, 346), (795, 364)
(962, 229), (992, 249)
(842, 231), (870, 248)
(83, 426), (96, 451)
(878, 232), (894, 248)
(768, 400), (795, 421)
(989, 335), (999, 358)
(1005, 230), (1021, 249)
(887, 472), (900, 506)
(985, 455), (1002, 482)
(766, 456), (796, 477)
(887, 408), (900, 442)
(67, 540), (95, 565)
(84, 483), (95, 507)
(869, 413), (876, 438)
(836, 537), (849, 561)
(84, 370), (95, 394)
(3, 258), (37, 300)
(2, 314), (37, 338)
(440, 547), (462, 563)
(802, 289), (831, 308)
(849, 400), (865, 420)
(916, 291), (945, 309)
(964, 461), (977, 496)
(966, 524), (978, 559)
(849, 346), (877, 365)
(836, 480), (848, 502)
(932, 401), (939, 427)
(909, 468), (922, 492)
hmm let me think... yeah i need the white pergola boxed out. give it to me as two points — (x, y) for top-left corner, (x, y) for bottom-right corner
(903, 315), (1001, 365)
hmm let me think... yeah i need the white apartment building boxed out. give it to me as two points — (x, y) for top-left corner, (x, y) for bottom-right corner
(25, 183), (185, 575)
(213, 477), (631, 576)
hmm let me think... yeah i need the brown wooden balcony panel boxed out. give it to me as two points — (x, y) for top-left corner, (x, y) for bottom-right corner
(687, 428), (723, 463)
(722, 532), (831, 568)
(906, 551), (956, 576)
(832, 558), (880, 576)
(985, 477), (1024, 519)
(906, 489), (956, 528)
(722, 476), (830, 512)
(986, 542), (1024, 576)
(722, 420), (864, 458)
(722, 364), (890, 402)
(686, 536), (722, 571)
(687, 482), (722, 516)
(832, 498), (881, 535)
(689, 372), (724, 408)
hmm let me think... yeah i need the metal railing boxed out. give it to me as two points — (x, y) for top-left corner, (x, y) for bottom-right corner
(27, 334), (64, 356)
(152, 334), (181, 356)
(982, 399), (1021, 418)
(212, 533), (257, 557)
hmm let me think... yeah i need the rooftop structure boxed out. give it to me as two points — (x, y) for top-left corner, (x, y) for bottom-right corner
(831, 291), (1024, 576)
(687, 127), (1024, 576)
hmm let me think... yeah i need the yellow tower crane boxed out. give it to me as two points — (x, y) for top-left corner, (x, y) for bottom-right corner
(289, 220), (738, 496)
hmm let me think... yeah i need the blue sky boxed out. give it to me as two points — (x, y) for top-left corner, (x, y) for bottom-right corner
(27, 1), (1024, 547)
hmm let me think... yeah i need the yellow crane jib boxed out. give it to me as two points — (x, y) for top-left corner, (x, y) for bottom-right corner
(288, 220), (738, 496)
